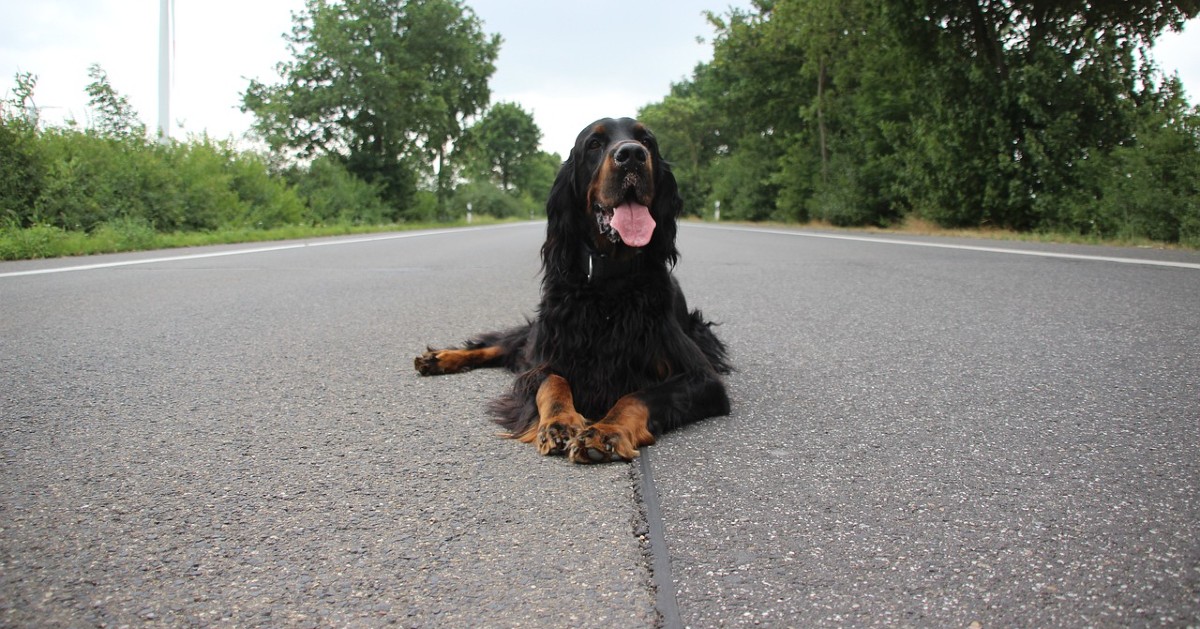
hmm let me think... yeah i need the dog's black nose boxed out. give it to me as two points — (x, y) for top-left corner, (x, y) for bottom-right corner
(613, 142), (647, 167)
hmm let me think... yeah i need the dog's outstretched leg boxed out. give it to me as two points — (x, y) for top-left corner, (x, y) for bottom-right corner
(414, 345), (505, 375)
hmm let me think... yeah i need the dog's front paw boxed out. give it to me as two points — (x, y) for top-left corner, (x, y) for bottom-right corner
(567, 424), (639, 464)
(536, 413), (586, 456)
(415, 348), (475, 376)
(414, 349), (446, 375)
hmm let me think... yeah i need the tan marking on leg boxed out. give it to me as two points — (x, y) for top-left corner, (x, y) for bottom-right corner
(568, 395), (656, 463)
(414, 345), (503, 375)
(520, 374), (587, 455)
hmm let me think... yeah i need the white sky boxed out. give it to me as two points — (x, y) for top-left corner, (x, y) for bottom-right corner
(1, 1), (1197, 157)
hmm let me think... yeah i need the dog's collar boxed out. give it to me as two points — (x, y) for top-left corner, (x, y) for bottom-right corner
(583, 248), (641, 284)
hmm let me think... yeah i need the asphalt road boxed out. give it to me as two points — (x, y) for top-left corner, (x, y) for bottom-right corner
(2, 223), (1198, 627)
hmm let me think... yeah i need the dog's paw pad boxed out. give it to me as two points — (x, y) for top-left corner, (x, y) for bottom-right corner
(568, 427), (635, 464)
(536, 421), (579, 456)
(414, 350), (442, 375)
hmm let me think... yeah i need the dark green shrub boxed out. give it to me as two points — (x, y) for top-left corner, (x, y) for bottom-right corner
(223, 152), (307, 229)
(0, 119), (45, 226)
(292, 156), (390, 225)
(0, 223), (71, 259)
(90, 216), (160, 252)
(452, 181), (524, 219)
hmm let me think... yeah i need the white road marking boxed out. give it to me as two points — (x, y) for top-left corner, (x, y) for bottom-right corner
(687, 224), (1200, 270)
(4, 221), (1195, 278)
(0, 223), (537, 279)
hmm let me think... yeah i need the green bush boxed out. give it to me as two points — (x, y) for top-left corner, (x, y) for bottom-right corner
(291, 156), (390, 225)
(167, 138), (242, 231)
(709, 134), (781, 222)
(32, 129), (118, 230)
(397, 190), (440, 223)
(452, 181), (525, 219)
(0, 67), (518, 261)
(0, 223), (72, 259)
(0, 119), (44, 226)
(90, 216), (160, 252)
(223, 153), (308, 229)
(7, 128), (329, 234)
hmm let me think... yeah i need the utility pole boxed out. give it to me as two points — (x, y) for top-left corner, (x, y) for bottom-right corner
(158, 0), (171, 144)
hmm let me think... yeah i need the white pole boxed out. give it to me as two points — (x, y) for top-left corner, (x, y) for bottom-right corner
(157, 0), (170, 143)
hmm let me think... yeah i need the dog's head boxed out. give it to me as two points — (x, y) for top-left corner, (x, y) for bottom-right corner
(542, 117), (681, 277)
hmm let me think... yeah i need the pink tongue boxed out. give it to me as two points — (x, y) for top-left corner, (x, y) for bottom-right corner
(610, 203), (655, 247)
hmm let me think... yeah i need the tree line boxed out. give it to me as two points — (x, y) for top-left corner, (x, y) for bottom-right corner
(1, 0), (557, 259)
(3, 0), (1199, 258)
(639, 0), (1200, 246)
(240, 0), (558, 219)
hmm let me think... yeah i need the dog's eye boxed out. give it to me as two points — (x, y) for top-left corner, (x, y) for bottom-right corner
(586, 138), (603, 151)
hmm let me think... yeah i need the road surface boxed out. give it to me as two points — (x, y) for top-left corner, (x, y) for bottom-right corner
(2, 223), (1197, 627)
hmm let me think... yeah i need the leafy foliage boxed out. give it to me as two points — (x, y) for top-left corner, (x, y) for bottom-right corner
(0, 120), (43, 227)
(453, 102), (561, 218)
(452, 180), (525, 218)
(641, 0), (1200, 243)
(85, 64), (144, 140)
(287, 155), (391, 225)
(5, 0), (1196, 259)
(0, 67), (421, 259)
(242, 0), (500, 211)
(0, 73), (44, 226)
(460, 102), (541, 193)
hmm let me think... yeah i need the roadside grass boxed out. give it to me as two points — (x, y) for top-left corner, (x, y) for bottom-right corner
(0, 216), (520, 261)
(720, 216), (1196, 251)
(870, 216), (1194, 250)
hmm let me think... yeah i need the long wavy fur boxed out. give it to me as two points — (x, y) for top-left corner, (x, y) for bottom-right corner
(487, 132), (729, 438)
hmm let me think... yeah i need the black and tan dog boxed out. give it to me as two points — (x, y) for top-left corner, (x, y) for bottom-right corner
(415, 117), (730, 463)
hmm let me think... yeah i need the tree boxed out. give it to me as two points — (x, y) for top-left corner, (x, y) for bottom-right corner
(638, 0), (1199, 238)
(521, 150), (562, 212)
(242, 0), (500, 215)
(696, 6), (800, 221)
(639, 79), (724, 217)
(85, 64), (144, 140)
(461, 102), (541, 194)
(890, 0), (1199, 229)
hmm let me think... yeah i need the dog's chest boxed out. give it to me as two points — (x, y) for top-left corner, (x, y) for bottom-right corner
(557, 280), (666, 335)
(537, 281), (671, 387)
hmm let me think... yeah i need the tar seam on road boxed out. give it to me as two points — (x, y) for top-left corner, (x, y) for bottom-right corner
(639, 446), (684, 629)
(0, 222), (540, 279)
(687, 224), (1200, 270)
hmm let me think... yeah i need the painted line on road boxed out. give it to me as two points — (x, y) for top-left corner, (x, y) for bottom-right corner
(0, 223), (539, 279)
(687, 224), (1200, 270)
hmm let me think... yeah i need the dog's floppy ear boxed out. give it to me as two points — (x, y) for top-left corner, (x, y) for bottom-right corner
(651, 155), (682, 266)
(540, 154), (578, 275)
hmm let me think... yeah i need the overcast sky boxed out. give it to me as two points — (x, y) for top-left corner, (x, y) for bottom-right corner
(2, 1), (1197, 156)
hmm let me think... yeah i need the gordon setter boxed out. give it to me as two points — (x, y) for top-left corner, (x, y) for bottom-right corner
(414, 117), (730, 464)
